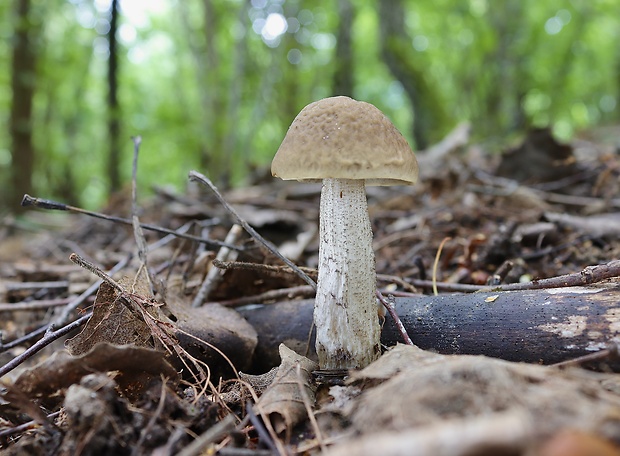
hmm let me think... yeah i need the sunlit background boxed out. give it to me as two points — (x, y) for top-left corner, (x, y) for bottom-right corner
(2, 0), (618, 210)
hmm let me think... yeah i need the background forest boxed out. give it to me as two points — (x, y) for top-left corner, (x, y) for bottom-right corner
(2, 0), (619, 212)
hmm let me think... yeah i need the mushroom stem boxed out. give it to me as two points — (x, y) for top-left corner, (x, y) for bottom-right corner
(315, 178), (381, 369)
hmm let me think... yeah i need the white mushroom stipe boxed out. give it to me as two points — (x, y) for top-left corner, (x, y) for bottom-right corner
(271, 96), (418, 370)
(315, 178), (380, 369)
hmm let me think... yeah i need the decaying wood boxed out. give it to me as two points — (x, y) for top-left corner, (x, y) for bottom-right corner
(238, 282), (620, 372)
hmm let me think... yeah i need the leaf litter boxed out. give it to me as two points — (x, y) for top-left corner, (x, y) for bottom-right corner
(1, 127), (620, 454)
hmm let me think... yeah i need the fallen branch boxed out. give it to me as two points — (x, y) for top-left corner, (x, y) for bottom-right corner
(21, 194), (240, 251)
(238, 281), (620, 372)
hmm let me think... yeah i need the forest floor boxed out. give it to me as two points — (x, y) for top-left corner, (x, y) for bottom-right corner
(2, 125), (620, 455)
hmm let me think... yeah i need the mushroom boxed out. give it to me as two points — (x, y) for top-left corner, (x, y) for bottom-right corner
(271, 96), (418, 369)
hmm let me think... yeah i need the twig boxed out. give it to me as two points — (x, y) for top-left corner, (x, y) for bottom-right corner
(488, 260), (514, 286)
(53, 255), (130, 326)
(295, 364), (327, 453)
(213, 259), (317, 280)
(0, 411), (61, 438)
(0, 313), (91, 378)
(376, 290), (413, 345)
(404, 259), (620, 293)
(552, 341), (619, 368)
(244, 401), (285, 456)
(0, 296), (94, 312)
(395, 281), (484, 292)
(193, 224), (243, 307)
(0, 257), (128, 354)
(215, 259), (620, 302)
(176, 413), (236, 456)
(4, 281), (69, 292)
(432, 237), (452, 296)
(471, 170), (620, 208)
(0, 325), (48, 352)
(21, 194), (242, 251)
(376, 273), (418, 293)
(212, 285), (315, 307)
(130, 136), (155, 294)
(133, 379), (168, 456)
(189, 170), (316, 291)
(480, 259), (620, 292)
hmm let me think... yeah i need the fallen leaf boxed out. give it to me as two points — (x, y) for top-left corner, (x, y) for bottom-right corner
(256, 344), (318, 435)
(6, 343), (178, 408)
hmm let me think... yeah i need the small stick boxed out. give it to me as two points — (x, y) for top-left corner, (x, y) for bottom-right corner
(69, 253), (125, 293)
(4, 281), (69, 292)
(0, 411), (62, 438)
(432, 237), (452, 296)
(54, 255), (130, 326)
(213, 259), (318, 281)
(413, 255), (426, 281)
(212, 285), (315, 307)
(21, 194), (242, 251)
(552, 342), (619, 368)
(377, 290), (413, 345)
(176, 414), (236, 456)
(189, 170), (317, 290)
(488, 260), (514, 286)
(406, 259), (620, 293)
(193, 224), (243, 307)
(0, 296), (95, 312)
(214, 260), (419, 295)
(244, 401), (286, 456)
(0, 256), (129, 353)
(295, 363), (327, 453)
(0, 313), (91, 378)
(130, 136), (155, 293)
(376, 273), (418, 293)
(480, 259), (620, 292)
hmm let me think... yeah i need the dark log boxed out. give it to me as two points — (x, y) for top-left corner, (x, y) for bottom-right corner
(237, 283), (620, 373)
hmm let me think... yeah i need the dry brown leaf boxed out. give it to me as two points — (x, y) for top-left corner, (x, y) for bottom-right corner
(256, 344), (318, 435)
(325, 410), (532, 456)
(339, 344), (620, 451)
(5, 343), (178, 408)
(65, 277), (158, 356)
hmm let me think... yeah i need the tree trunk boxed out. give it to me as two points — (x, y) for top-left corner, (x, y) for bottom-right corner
(238, 284), (620, 373)
(107, 0), (121, 195)
(332, 0), (354, 97)
(378, 0), (447, 149)
(8, 0), (38, 213)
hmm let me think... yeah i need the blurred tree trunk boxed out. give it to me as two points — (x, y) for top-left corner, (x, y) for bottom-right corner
(8, 0), (38, 213)
(332, 0), (354, 97)
(378, 0), (447, 149)
(107, 0), (121, 195)
(222, 0), (251, 186)
(203, 0), (227, 185)
(483, 1), (526, 135)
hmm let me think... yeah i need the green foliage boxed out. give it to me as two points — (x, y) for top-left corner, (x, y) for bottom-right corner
(1, 0), (619, 209)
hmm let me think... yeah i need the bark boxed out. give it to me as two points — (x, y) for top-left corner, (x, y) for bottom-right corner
(238, 284), (620, 373)
(107, 0), (121, 194)
(332, 0), (354, 97)
(8, 0), (38, 213)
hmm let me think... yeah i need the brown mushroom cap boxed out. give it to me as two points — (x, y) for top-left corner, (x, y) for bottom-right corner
(271, 96), (418, 186)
